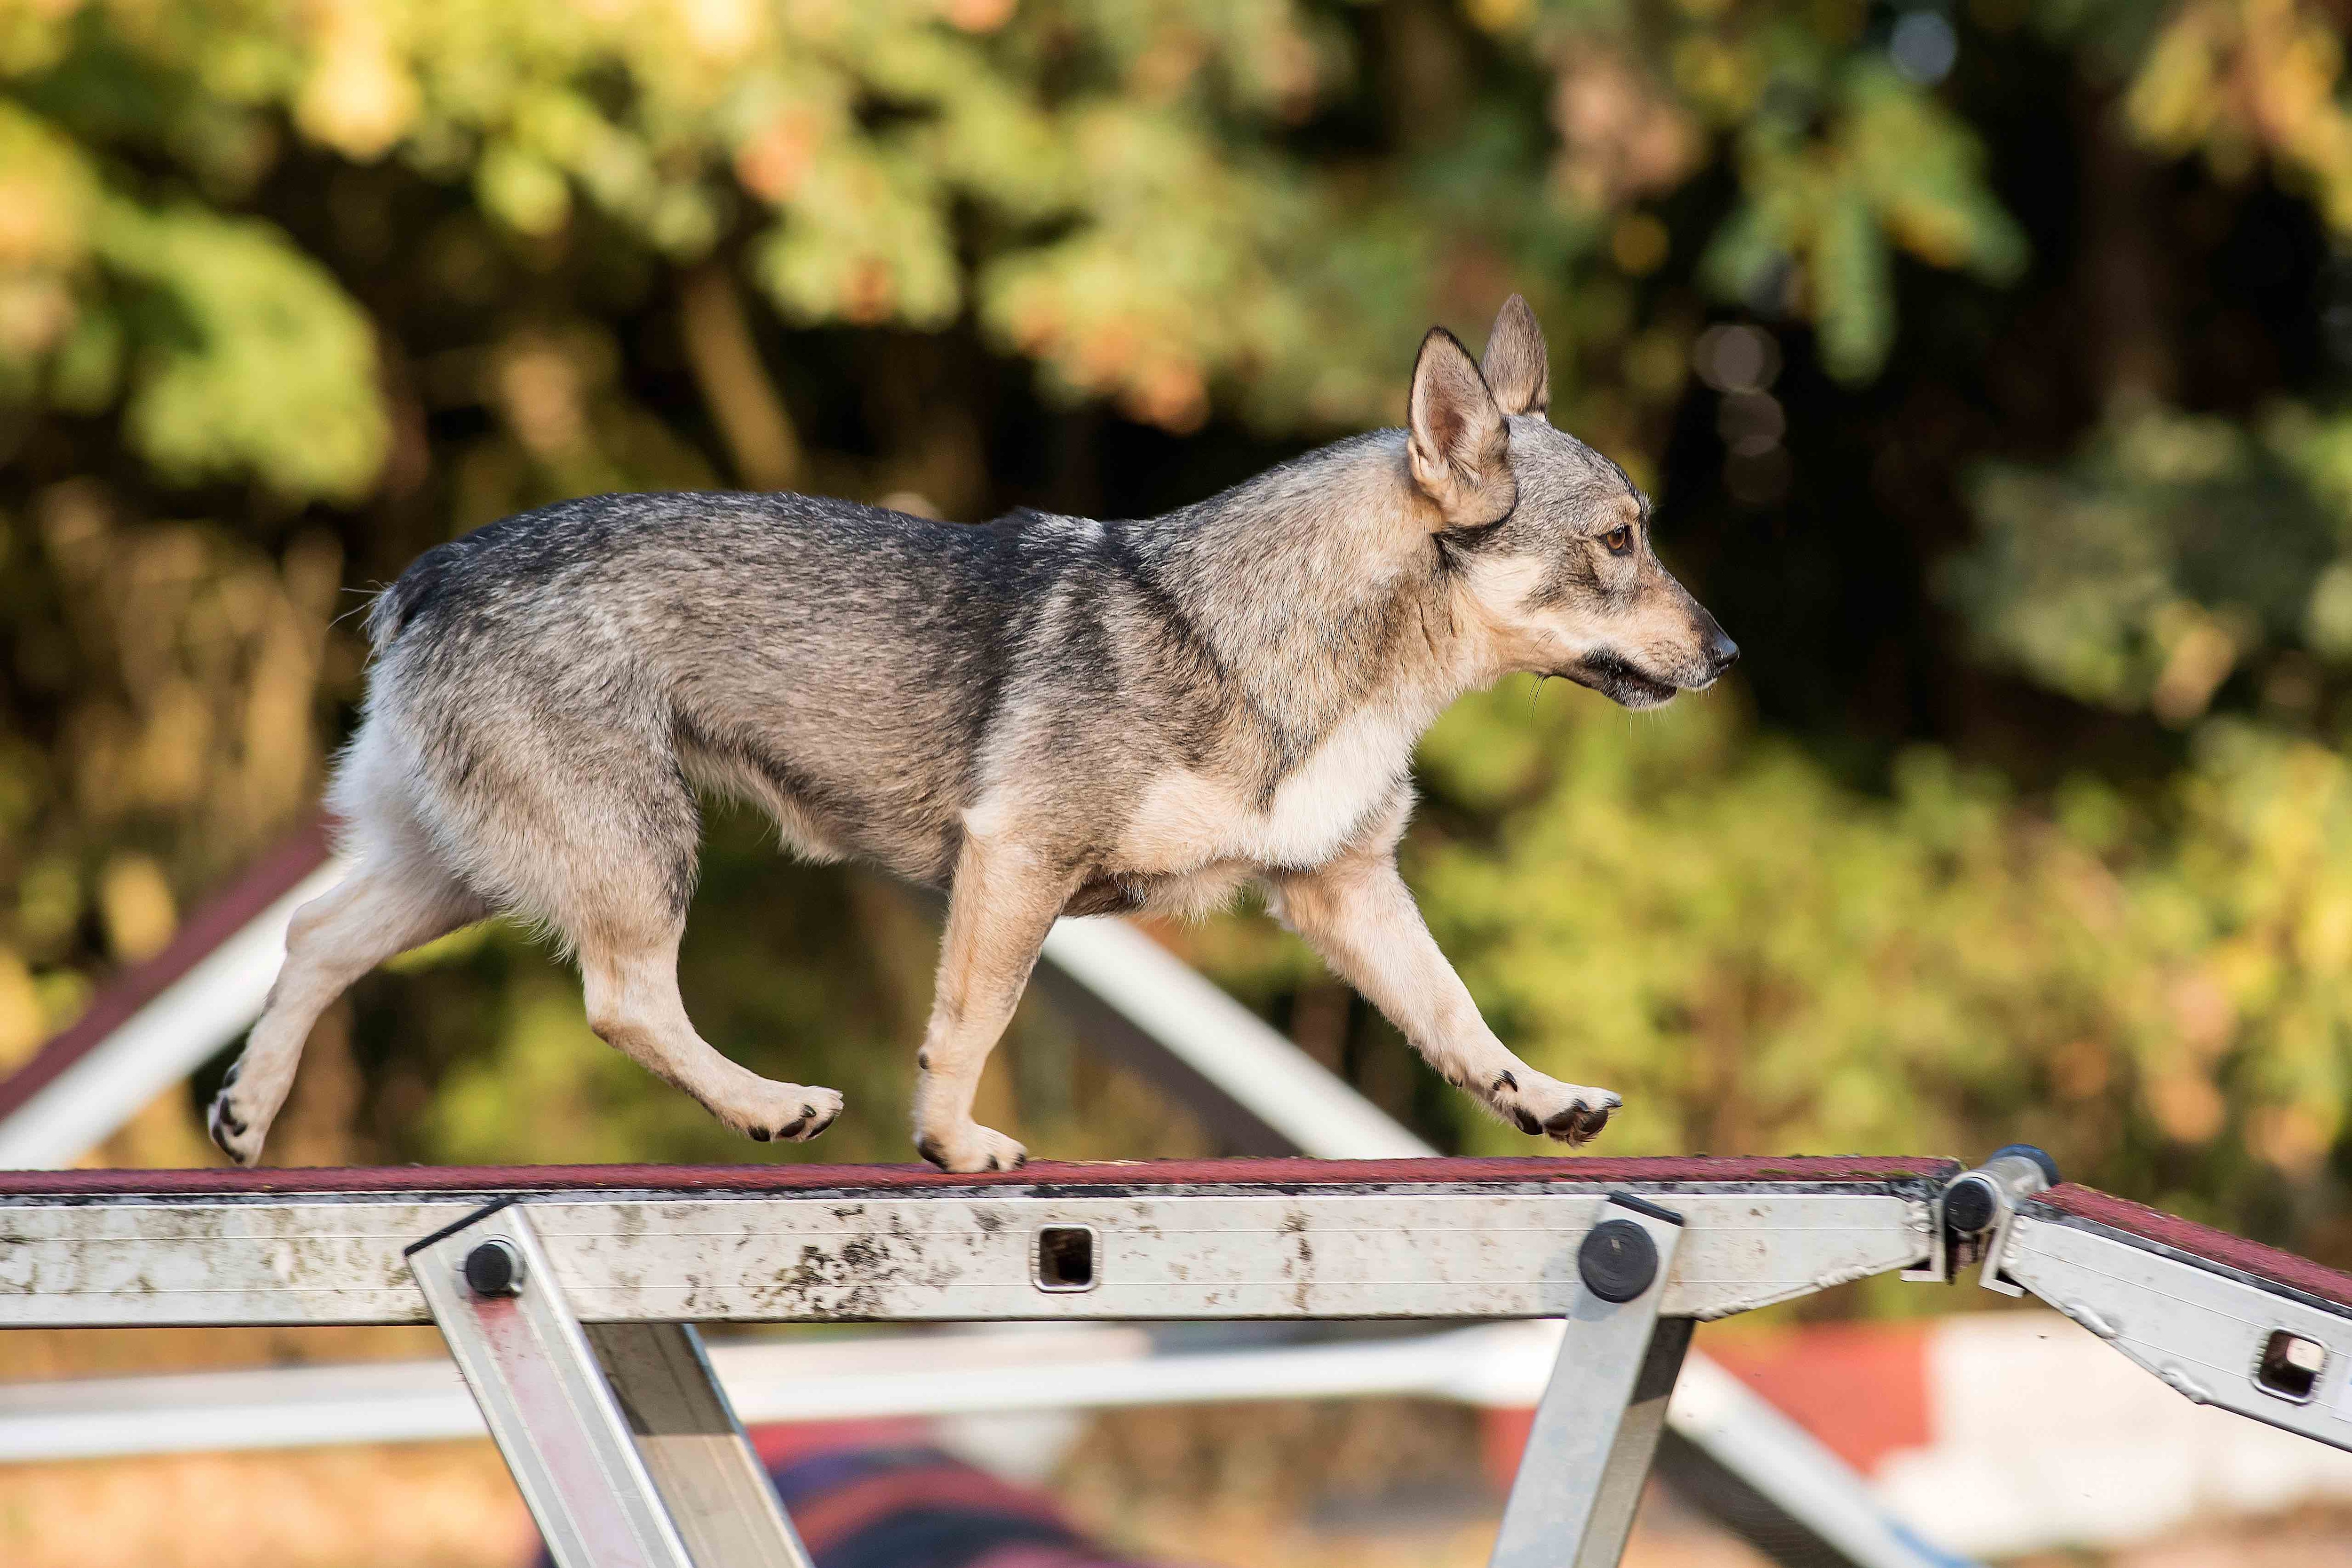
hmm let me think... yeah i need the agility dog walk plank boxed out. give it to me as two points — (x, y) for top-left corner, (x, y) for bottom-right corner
(1995, 1183), (2352, 1454)
(0, 1155), (1951, 1329)
(13, 1150), (2352, 1568)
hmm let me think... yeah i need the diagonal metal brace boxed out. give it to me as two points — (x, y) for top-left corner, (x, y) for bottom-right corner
(1490, 1195), (1688, 1568)
(407, 1200), (812, 1568)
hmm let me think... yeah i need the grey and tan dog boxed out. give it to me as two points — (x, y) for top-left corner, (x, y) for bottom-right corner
(209, 296), (1735, 1172)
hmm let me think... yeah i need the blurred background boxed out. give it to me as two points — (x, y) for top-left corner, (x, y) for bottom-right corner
(6, 0), (2352, 1563)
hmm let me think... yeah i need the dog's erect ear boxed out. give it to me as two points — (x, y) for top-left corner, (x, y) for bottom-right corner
(1481, 294), (1549, 420)
(1406, 327), (1516, 528)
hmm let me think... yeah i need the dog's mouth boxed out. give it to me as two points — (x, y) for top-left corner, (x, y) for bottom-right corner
(1558, 652), (1684, 710)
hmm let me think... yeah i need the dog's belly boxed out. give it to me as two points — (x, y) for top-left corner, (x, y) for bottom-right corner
(1063, 863), (1253, 920)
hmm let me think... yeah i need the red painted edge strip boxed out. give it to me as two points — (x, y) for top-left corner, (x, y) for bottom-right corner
(0, 818), (335, 1125)
(0, 1154), (1958, 1197)
(2029, 1183), (2352, 1311)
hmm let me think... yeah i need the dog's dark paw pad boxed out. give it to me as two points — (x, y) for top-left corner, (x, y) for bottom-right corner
(1541, 1102), (1616, 1144)
(747, 1126), (772, 1142)
(207, 1096), (256, 1164)
(915, 1135), (947, 1169)
(1511, 1106), (1541, 1136)
(778, 1117), (807, 1140)
(1009, 1148), (1028, 1169)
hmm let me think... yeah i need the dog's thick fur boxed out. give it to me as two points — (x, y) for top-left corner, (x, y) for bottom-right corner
(209, 297), (1735, 1172)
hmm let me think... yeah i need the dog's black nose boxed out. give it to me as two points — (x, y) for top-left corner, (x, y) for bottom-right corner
(1706, 628), (1740, 675)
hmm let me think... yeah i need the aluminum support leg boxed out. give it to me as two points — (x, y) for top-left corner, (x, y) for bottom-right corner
(1490, 1196), (1688, 1568)
(407, 1200), (813, 1568)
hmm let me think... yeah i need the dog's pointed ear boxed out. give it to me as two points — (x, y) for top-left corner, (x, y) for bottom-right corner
(1406, 327), (1515, 528)
(1481, 294), (1549, 420)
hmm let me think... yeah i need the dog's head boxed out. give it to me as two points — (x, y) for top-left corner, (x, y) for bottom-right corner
(1404, 296), (1737, 709)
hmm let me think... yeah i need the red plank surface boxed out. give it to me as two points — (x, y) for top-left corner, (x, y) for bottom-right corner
(0, 1154), (1957, 1198)
(2029, 1183), (2352, 1312)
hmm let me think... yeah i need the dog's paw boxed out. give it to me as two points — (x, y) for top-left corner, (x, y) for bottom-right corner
(734, 1084), (844, 1144)
(913, 1123), (1028, 1174)
(1492, 1071), (1621, 1147)
(207, 1071), (264, 1167)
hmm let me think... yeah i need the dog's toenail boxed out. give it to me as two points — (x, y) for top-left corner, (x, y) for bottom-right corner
(1493, 1070), (1516, 1093)
(799, 1103), (816, 1119)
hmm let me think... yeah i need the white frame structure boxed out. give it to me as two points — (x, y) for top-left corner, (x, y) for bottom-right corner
(7, 1145), (2352, 1568)
(1, 1153), (1954, 1568)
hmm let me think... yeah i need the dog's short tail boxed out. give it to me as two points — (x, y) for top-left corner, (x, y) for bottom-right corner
(363, 541), (456, 653)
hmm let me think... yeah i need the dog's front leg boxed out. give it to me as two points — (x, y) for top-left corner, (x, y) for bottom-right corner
(1267, 851), (1620, 1146)
(910, 821), (1076, 1172)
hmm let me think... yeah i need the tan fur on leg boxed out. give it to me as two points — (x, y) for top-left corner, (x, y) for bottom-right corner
(909, 816), (1077, 1172)
(1267, 848), (1620, 1146)
(209, 857), (485, 1165)
(579, 927), (842, 1144)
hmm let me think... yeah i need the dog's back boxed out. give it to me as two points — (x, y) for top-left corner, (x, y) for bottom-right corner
(356, 491), (1054, 902)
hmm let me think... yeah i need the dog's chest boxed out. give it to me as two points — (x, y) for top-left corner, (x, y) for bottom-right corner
(1119, 705), (1417, 871)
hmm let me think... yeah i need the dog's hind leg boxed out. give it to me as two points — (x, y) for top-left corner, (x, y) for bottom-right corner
(402, 677), (843, 1148)
(908, 816), (1077, 1172)
(209, 849), (485, 1165)
(1266, 847), (1621, 1147)
(576, 920), (842, 1144)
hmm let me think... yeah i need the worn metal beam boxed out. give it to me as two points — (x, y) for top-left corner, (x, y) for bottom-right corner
(0, 1158), (1946, 1329)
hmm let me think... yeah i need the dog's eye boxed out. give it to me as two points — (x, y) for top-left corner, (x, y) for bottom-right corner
(1602, 526), (1633, 555)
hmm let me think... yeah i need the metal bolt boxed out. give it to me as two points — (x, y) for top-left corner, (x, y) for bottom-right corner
(1943, 1175), (1999, 1236)
(463, 1238), (525, 1298)
(1944, 1144), (2060, 1237)
(1577, 1219), (1659, 1304)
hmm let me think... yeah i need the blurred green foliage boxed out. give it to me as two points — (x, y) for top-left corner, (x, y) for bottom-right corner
(5, 0), (2352, 1264)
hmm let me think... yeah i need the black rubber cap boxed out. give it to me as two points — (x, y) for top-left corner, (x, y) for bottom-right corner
(1990, 1143), (2061, 1188)
(1942, 1175), (1998, 1235)
(463, 1239), (524, 1298)
(1578, 1219), (1660, 1303)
